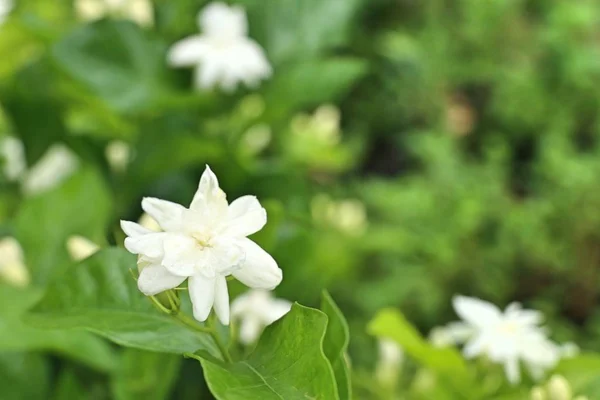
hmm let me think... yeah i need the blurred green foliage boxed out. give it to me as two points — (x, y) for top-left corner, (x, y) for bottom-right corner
(1, 0), (600, 398)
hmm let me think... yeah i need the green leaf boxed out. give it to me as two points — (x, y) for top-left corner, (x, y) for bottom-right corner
(202, 304), (339, 400)
(0, 352), (49, 400)
(556, 354), (600, 397)
(51, 368), (89, 400)
(263, 58), (367, 119)
(0, 284), (116, 372)
(240, 0), (362, 65)
(27, 248), (221, 356)
(111, 349), (181, 400)
(15, 167), (112, 286)
(368, 308), (475, 397)
(53, 20), (167, 113)
(321, 292), (352, 400)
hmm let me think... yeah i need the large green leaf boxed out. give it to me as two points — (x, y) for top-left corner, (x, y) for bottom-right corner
(15, 167), (112, 286)
(240, 0), (362, 65)
(27, 248), (221, 356)
(368, 308), (476, 398)
(556, 354), (600, 398)
(53, 20), (168, 113)
(321, 292), (352, 400)
(202, 304), (339, 400)
(0, 284), (116, 372)
(111, 349), (181, 400)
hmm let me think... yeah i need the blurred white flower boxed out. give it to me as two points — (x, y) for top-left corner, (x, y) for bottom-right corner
(231, 289), (291, 344)
(376, 338), (404, 386)
(67, 235), (100, 261)
(0, 0), (12, 25)
(291, 104), (341, 146)
(75, 0), (154, 27)
(105, 140), (131, 172)
(530, 375), (589, 400)
(428, 322), (473, 347)
(22, 144), (79, 196)
(121, 165), (282, 325)
(0, 136), (26, 181)
(311, 194), (367, 236)
(0, 237), (30, 287)
(560, 342), (580, 358)
(167, 2), (272, 92)
(450, 295), (562, 384)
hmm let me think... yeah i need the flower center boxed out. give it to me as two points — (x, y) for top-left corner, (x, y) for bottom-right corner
(497, 321), (519, 335)
(192, 232), (213, 248)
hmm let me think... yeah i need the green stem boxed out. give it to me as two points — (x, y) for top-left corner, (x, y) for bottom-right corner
(208, 315), (233, 363)
(174, 312), (213, 334)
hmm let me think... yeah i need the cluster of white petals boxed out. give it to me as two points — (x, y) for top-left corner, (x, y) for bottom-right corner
(231, 289), (291, 344)
(0, 0), (12, 25)
(168, 2), (272, 92)
(0, 237), (30, 287)
(121, 166), (283, 325)
(447, 295), (563, 384)
(0, 139), (79, 196)
(75, 0), (153, 27)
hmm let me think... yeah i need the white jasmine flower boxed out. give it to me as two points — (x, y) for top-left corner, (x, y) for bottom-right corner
(105, 140), (131, 172)
(0, 237), (30, 287)
(0, 0), (12, 25)
(22, 144), (79, 196)
(121, 165), (282, 325)
(167, 2), (272, 92)
(67, 235), (100, 261)
(376, 339), (404, 385)
(0, 136), (26, 181)
(75, 0), (154, 27)
(450, 295), (562, 384)
(231, 289), (291, 344)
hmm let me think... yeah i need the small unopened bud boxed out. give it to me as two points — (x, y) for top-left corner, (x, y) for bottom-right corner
(547, 375), (572, 400)
(530, 387), (546, 400)
(105, 140), (131, 172)
(67, 235), (100, 261)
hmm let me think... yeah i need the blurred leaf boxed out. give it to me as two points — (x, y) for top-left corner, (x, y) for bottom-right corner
(15, 168), (112, 286)
(27, 248), (221, 356)
(51, 368), (88, 400)
(321, 291), (352, 400)
(263, 58), (367, 119)
(111, 349), (181, 400)
(556, 354), (600, 397)
(0, 352), (49, 400)
(53, 20), (168, 113)
(0, 284), (117, 372)
(240, 0), (362, 65)
(202, 304), (339, 400)
(368, 308), (476, 398)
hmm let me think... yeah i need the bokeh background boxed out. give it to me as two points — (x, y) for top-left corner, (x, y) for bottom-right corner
(1, 0), (600, 399)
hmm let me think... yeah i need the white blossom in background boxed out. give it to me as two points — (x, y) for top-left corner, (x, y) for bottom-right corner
(376, 338), (404, 385)
(167, 2), (272, 92)
(121, 165), (283, 325)
(449, 295), (563, 384)
(530, 375), (589, 400)
(0, 0), (12, 25)
(0, 136), (26, 181)
(22, 144), (79, 196)
(67, 235), (100, 261)
(311, 194), (367, 236)
(75, 0), (153, 27)
(231, 289), (291, 344)
(105, 140), (131, 172)
(0, 237), (30, 287)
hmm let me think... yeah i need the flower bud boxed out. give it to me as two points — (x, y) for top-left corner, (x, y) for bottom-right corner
(530, 387), (546, 400)
(547, 375), (572, 400)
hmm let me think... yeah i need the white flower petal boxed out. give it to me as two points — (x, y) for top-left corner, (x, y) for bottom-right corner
(264, 299), (292, 323)
(22, 144), (79, 196)
(462, 334), (487, 359)
(189, 166), (228, 215)
(199, 2), (247, 38)
(124, 232), (167, 259)
(224, 195), (266, 237)
(161, 234), (201, 277)
(213, 275), (230, 325)
(137, 264), (186, 296)
(503, 357), (521, 384)
(167, 36), (207, 67)
(141, 197), (186, 232)
(121, 220), (153, 238)
(232, 238), (281, 289)
(194, 61), (222, 91)
(452, 295), (502, 329)
(189, 274), (216, 322)
(239, 317), (262, 344)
